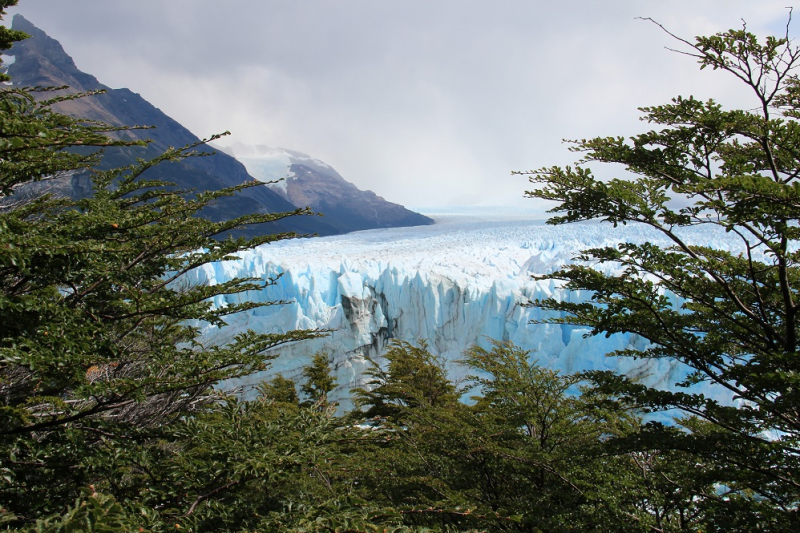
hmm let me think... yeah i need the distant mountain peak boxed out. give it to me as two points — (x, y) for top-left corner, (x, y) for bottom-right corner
(232, 144), (434, 233)
(9, 14), (102, 91)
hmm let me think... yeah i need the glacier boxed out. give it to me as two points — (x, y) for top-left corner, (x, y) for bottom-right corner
(187, 207), (744, 406)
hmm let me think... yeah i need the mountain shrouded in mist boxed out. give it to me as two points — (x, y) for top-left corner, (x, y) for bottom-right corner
(231, 145), (433, 234)
(5, 15), (432, 236)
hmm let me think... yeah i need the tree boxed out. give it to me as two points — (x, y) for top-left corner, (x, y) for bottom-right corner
(301, 352), (337, 409)
(0, 1), (24, 83)
(349, 341), (519, 531)
(0, 6), (320, 527)
(521, 17), (800, 529)
(463, 341), (712, 532)
(348, 341), (700, 531)
(352, 340), (458, 422)
(258, 373), (300, 405)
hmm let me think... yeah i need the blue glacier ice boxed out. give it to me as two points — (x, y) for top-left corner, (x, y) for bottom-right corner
(186, 207), (745, 405)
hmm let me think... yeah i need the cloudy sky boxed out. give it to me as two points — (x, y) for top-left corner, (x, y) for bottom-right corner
(5, 1), (796, 208)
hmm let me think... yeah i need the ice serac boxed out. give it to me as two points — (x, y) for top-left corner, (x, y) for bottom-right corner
(232, 145), (434, 234)
(189, 209), (741, 406)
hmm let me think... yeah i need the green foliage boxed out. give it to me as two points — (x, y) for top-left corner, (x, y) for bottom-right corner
(0, 122), (321, 519)
(255, 497), (414, 533)
(301, 352), (337, 408)
(0, 87), (142, 191)
(8, 4), (796, 530)
(0, 1), (25, 82)
(521, 18), (800, 529)
(143, 398), (344, 531)
(258, 373), (300, 405)
(459, 342), (702, 531)
(353, 340), (458, 422)
(18, 491), (144, 533)
(0, 8), (322, 529)
(346, 340), (709, 531)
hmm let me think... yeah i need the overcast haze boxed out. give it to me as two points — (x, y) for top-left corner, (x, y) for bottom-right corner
(6, 1), (796, 208)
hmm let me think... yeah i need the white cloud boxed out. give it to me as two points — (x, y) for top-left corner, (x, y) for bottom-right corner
(6, 0), (796, 206)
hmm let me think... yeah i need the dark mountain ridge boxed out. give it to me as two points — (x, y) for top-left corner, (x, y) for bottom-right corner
(6, 15), (432, 236)
(5, 14), (336, 238)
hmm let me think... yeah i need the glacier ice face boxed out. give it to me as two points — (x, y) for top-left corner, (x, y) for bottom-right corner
(187, 207), (744, 406)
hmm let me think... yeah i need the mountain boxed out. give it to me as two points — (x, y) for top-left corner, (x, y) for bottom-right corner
(231, 145), (433, 234)
(193, 208), (741, 409)
(4, 15), (337, 238)
(4, 15), (432, 236)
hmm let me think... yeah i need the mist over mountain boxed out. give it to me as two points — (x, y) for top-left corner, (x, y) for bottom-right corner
(5, 15), (431, 236)
(231, 145), (433, 234)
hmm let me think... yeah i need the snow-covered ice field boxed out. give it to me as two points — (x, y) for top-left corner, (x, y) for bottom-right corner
(187, 206), (742, 405)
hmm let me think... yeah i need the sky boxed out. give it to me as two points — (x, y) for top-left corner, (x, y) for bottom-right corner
(5, 1), (796, 208)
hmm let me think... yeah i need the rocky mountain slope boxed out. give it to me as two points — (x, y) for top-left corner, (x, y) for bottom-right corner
(4, 14), (337, 238)
(232, 146), (433, 234)
(5, 15), (432, 236)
